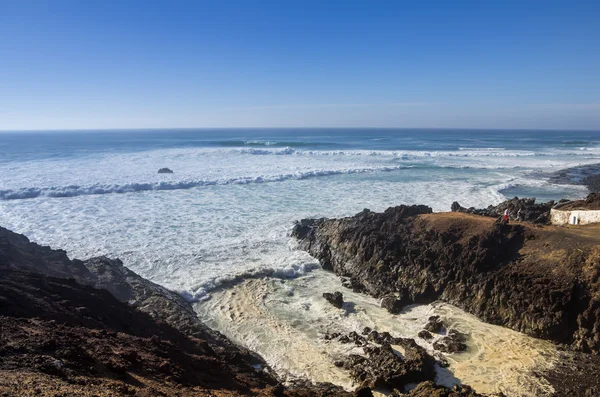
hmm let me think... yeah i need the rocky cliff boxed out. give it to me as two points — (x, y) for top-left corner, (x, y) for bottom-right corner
(292, 206), (600, 354)
(0, 226), (490, 397)
(0, 226), (353, 397)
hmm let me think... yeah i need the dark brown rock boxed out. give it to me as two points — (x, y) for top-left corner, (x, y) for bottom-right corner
(451, 196), (553, 224)
(323, 291), (344, 309)
(381, 294), (409, 314)
(424, 316), (445, 334)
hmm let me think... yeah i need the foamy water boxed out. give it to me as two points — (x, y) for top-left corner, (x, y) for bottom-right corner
(0, 129), (598, 395)
(195, 271), (558, 396)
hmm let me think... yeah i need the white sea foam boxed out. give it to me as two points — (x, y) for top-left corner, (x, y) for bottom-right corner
(0, 165), (410, 200)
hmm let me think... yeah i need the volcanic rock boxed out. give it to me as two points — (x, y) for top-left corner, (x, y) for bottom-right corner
(0, 226), (354, 397)
(433, 330), (468, 353)
(292, 205), (600, 354)
(451, 196), (553, 224)
(424, 316), (445, 334)
(381, 294), (409, 314)
(323, 291), (344, 309)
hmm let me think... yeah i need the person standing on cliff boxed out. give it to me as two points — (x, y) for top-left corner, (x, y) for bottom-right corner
(503, 209), (510, 224)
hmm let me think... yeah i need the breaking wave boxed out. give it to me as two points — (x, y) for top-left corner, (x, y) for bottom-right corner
(238, 147), (539, 158)
(0, 165), (410, 200)
(179, 261), (322, 302)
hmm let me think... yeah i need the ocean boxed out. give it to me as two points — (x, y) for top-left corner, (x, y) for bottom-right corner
(1, 128), (599, 395)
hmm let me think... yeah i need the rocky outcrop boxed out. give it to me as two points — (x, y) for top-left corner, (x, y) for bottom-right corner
(0, 226), (355, 397)
(432, 330), (468, 354)
(323, 291), (344, 308)
(398, 381), (489, 397)
(381, 294), (410, 314)
(292, 205), (600, 354)
(327, 329), (466, 395)
(158, 167), (174, 174)
(451, 197), (554, 224)
(0, 226), (259, 358)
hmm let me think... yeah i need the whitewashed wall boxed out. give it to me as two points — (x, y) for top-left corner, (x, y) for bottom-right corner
(550, 209), (600, 225)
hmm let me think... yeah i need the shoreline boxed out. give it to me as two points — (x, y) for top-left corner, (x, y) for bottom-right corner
(3, 192), (600, 396)
(548, 162), (600, 192)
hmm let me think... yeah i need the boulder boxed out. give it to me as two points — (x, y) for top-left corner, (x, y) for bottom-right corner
(344, 341), (436, 392)
(158, 168), (174, 174)
(424, 316), (445, 334)
(433, 330), (468, 353)
(323, 291), (344, 309)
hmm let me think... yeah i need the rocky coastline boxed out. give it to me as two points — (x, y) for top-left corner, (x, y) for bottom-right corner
(1, 226), (491, 396)
(293, 200), (600, 396)
(0, 226), (354, 397)
(4, 190), (600, 396)
(548, 162), (600, 193)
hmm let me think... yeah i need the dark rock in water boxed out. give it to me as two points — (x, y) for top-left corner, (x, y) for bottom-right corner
(402, 381), (486, 396)
(424, 316), (445, 334)
(291, 218), (325, 240)
(451, 197), (553, 224)
(325, 331), (367, 346)
(433, 330), (468, 353)
(381, 294), (409, 314)
(344, 341), (436, 391)
(158, 167), (174, 174)
(417, 330), (433, 340)
(323, 291), (344, 308)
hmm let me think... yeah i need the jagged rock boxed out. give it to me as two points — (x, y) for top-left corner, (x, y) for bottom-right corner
(418, 330), (433, 340)
(401, 381), (488, 396)
(323, 291), (344, 309)
(292, 204), (600, 354)
(433, 330), (468, 353)
(424, 316), (445, 334)
(0, 226), (355, 396)
(381, 294), (409, 314)
(158, 167), (174, 174)
(344, 341), (435, 391)
(451, 197), (553, 224)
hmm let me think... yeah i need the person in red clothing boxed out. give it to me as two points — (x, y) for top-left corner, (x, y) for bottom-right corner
(503, 209), (510, 224)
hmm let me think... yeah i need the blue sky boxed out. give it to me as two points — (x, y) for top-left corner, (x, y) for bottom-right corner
(1, 0), (599, 130)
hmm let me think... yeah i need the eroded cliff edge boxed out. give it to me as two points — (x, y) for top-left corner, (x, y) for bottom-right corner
(292, 205), (600, 354)
(0, 226), (353, 397)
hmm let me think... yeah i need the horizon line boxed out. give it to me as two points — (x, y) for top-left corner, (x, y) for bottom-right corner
(2, 126), (600, 133)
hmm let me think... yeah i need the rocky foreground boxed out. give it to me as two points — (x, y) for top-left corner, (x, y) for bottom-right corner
(293, 201), (600, 396)
(0, 226), (356, 397)
(0, 226), (491, 397)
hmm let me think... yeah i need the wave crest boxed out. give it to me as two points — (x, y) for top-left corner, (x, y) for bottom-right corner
(0, 165), (409, 201)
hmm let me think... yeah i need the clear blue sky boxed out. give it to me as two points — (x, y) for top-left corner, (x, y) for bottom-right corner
(1, 0), (599, 130)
